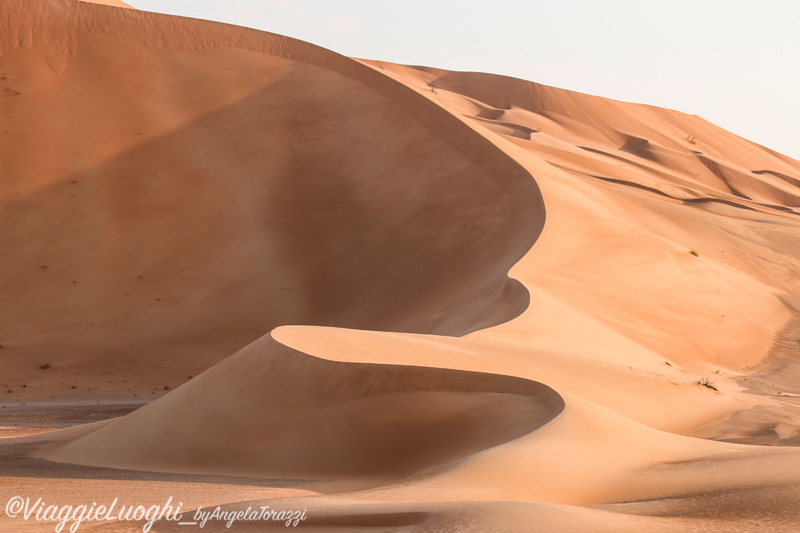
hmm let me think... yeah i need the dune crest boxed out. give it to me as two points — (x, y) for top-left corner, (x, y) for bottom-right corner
(79, 0), (134, 8)
(40, 332), (565, 480)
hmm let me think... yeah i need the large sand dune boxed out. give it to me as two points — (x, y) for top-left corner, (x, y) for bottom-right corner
(3, 0), (800, 531)
(1, 0), (541, 395)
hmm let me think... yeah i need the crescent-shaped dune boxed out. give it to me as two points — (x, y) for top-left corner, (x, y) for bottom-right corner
(39, 332), (565, 480)
(4, 1), (800, 532)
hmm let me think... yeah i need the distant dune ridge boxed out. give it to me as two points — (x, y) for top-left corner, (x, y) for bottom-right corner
(81, 0), (133, 7)
(4, 0), (800, 531)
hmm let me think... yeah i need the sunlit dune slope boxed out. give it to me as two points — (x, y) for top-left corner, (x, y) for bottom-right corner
(389, 65), (800, 209)
(362, 60), (800, 377)
(79, 0), (134, 8)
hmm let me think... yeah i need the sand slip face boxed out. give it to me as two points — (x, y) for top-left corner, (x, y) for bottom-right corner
(4, 1), (800, 532)
(39, 332), (565, 481)
(1, 0), (541, 395)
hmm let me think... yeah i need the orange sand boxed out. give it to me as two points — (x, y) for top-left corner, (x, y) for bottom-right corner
(2, 1), (800, 532)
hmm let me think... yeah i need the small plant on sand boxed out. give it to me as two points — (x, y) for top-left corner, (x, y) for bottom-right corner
(686, 135), (697, 144)
(778, 390), (784, 395)
(690, 249), (700, 257)
(40, 363), (50, 369)
(697, 377), (718, 391)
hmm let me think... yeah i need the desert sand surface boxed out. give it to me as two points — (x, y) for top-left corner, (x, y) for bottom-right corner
(81, 0), (134, 8)
(2, 0), (800, 531)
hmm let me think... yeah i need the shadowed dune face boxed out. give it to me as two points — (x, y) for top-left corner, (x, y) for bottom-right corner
(41, 333), (565, 479)
(0, 0), (543, 387)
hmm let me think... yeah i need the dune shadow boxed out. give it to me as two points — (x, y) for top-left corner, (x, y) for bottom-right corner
(39, 333), (565, 483)
(2, 0), (547, 386)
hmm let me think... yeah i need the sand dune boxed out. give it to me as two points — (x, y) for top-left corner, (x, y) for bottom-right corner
(3, 0), (800, 531)
(39, 332), (564, 480)
(1, 0), (541, 397)
(80, 0), (133, 8)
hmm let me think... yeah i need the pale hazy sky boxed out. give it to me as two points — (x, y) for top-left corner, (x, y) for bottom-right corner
(130, 0), (800, 161)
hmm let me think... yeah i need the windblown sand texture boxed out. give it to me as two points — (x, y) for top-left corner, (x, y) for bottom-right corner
(2, 1), (800, 531)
